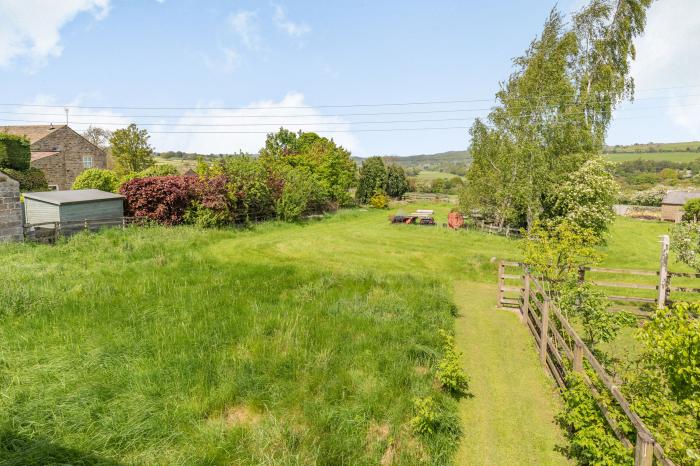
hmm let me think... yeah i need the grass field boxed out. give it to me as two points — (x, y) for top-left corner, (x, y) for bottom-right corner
(412, 171), (461, 182)
(603, 151), (700, 163)
(0, 208), (681, 464)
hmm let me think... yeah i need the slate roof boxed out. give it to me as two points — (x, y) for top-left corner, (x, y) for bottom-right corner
(0, 125), (66, 143)
(30, 151), (60, 161)
(23, 189), (124, 206)
(662, 190), (700, 206)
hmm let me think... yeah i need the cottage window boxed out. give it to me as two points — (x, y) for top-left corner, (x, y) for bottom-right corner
(83, 156), (93, 168)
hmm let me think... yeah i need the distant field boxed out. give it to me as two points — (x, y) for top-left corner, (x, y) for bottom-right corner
(154, 156), (198, 171)
(605, 141), (700, 153)
(603, 151), (700, 163)
(412, 170), (461, 181)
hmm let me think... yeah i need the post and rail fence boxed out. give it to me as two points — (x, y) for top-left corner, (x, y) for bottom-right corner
(499, 264), (679, 466)
(23, 216), (145, 243)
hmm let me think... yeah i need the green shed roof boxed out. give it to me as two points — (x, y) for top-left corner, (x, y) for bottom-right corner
(23, 189), (124, 206)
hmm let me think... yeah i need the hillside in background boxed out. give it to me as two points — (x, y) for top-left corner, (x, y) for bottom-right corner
(604, 141), (700, 153)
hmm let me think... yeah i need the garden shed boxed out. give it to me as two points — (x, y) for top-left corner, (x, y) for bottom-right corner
(23, 189), (124, 225)
(661, 190), (700, 222)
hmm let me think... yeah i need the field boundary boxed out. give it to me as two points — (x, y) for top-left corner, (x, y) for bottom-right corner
(499, 263), (677, 466)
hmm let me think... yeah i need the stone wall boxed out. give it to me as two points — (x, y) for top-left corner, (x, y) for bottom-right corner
(30, 127), (107, 190)
(0, 171), (23, 242)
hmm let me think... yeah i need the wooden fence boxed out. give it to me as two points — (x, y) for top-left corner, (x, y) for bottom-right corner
(498, 235), (700, 315)
(23, 217), (144, 243)
(501, 264), (677, 466)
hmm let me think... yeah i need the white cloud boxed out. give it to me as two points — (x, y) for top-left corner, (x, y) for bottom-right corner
(204, 47), (240, 73)
(273, 5), (310, 38)
(228, 10), (261, 50)
(0, 0), (110, 68)
(629, 0), (700, 138)
(152, 92), (359, 155)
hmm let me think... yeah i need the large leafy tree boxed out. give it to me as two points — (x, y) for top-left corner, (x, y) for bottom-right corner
(356, 157), (387, 204)
(259, 129), (356, 206)
(385, 165), (410, 199)
(461, 0), (653, 231)
(110, 124), (155, 174)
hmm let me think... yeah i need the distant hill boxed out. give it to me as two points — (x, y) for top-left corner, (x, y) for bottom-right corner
(604, 141), (700, 154)
(354, 150), (471, 170)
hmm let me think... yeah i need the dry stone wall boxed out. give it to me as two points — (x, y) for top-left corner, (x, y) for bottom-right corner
(0, 171), (22, 242)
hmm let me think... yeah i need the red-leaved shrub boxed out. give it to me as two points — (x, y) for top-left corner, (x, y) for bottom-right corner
(120, 176), (198, 225)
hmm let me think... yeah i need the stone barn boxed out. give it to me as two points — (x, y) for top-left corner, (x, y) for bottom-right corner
(0, 170), (23, 242)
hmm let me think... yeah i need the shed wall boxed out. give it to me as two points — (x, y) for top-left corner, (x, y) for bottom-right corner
(59, 199), (124, 222)
(660, 204), (682, 223)
(24, 199), (60, 224)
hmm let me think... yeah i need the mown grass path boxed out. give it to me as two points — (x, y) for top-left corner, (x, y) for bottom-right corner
(453, 282), (571, 465)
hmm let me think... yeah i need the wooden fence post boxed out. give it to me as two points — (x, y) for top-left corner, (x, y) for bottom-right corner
(522, 270), (530, 325)
(497, 261), (505, 308)
(657, 235), (670, 309)
(84, 219), (89, 231)
(634, 431), (654, 466)
(53, 222), (59, 243)
(539, 298), (550, 365)
(573, 342), (583, 373)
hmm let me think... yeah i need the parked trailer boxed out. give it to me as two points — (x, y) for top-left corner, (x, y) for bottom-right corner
(389, 209), (436, 226)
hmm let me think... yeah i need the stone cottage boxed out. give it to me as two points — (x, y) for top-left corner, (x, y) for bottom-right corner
(661, 190), (700, 223)
(0, 170), (22, 242)
(0, 125), (107, 190)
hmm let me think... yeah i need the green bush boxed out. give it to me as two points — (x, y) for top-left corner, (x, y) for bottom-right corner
(275, 167), (324, 221)
(72, 168), (119, 192)
(2, 167), (48, 192)
(0, 133), (31, 171)
(557, 373), (633, 465)
(369, 190), (389, 209)
(183, 202), (230, 228)
(436, 330), (470, 398)
(682, 198), (700, 222)
(410, 396), (461, 440)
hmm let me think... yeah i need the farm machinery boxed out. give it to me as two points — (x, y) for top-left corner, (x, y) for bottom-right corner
(389, 209), (437, 226)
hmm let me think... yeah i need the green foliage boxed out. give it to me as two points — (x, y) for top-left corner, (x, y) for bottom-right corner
(436, 330), (470, 399)
(626, 186), (667, 206)
(369, 190), (389, 209)
(385, 164), (410, 198)
(671, 222), (700, 272)
(183, 202), (230, 228)
(522, 219), (601, 283)
(0, 133), (31, 171)
(1, 168), (48, 192)
(356, 157), (387, 204)
(259, 128), (357, 206)
(557, 373), (633, 466)
(275, 167), (324, 221)
(221, 155), (276, 221)
(620, 302), (700, 465)
(71, 168), (119, 192)
(682, 198), (700, 222)
(639, 303), (700, 400)
(461, 1), (653, 229)
(409, 396), (461, 442)
(559, 280), (635, 348)
(110, 124), (155, 174)
(549, 157), (619, 238)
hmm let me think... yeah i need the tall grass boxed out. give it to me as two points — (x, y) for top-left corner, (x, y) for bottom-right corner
(0, 223), (461, 464)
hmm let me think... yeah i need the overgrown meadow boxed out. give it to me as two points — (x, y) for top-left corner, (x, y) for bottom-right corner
(0, 210), (471, 465)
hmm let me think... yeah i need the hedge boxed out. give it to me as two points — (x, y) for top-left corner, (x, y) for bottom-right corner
(2, 168), (49, 192)
(0, 133), (31, 171)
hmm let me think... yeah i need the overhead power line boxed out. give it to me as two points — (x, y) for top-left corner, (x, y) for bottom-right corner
(0, 84), (699, 112)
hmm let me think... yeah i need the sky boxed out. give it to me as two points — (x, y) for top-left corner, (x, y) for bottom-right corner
(0, 0), (698, 157)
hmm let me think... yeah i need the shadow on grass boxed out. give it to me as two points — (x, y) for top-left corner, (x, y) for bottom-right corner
(0, 431), (124, 466)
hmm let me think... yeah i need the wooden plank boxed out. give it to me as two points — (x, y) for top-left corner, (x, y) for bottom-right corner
(668, 271), (700, 278)
(584, 266), (658, 276)
(607, 295), (657, 303)
(502, 273), (523, 280)
(500, 286), (523, 292)
(669, 286), (700, 293)
(591, 281), (657, 291)
(501, 260), (521, 267)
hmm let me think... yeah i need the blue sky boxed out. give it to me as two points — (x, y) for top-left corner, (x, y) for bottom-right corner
(0, 0), (698, 156)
